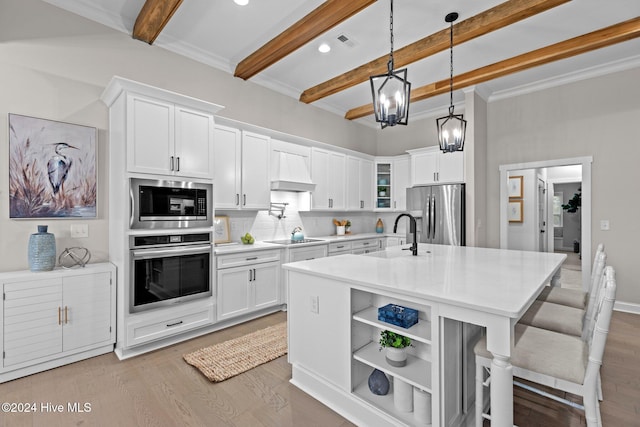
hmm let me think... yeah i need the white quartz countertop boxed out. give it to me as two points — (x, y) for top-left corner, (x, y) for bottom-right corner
(283, 244), (566, 318)
(214, 232), (398, 255)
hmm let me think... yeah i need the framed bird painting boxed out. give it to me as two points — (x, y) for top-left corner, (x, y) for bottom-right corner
(8, 113), (97, 218)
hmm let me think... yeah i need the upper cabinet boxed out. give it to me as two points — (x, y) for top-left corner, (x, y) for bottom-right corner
(101, 76), (223, 179)
(213, 125), (270, 210)
(346, 156), (373, 211)
(375, 155), (410, 211)
(408, 147), (464, 186)
(310, 147), (346, 210)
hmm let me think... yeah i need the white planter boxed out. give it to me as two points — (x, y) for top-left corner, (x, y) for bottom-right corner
(393, 377), (413, 412)
(336, 226), (345, 235)
(413, 387), (432, 425)
(385, 347), (407, 367)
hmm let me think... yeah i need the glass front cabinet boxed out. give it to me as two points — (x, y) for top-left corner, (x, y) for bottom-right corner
(375, 162), (392, 209)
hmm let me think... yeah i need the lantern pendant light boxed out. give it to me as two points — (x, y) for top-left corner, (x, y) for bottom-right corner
(370, 0), (411, 128)
(437, 12), (466, 153)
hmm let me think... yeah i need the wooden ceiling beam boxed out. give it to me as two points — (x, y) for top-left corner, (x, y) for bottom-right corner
(133, 0), (184, 44)
(301, 0), (571, 104)
(234, 0), (377, 80)
(345, 17), (640, 120)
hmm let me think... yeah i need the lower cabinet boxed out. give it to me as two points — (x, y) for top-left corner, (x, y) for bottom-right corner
(216, 250), (281, 321)
(0, 263), (116, 383)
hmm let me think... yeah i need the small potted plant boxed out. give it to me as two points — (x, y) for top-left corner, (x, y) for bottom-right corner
(379, 330), (412, 367)
(345, 220), (351, 234)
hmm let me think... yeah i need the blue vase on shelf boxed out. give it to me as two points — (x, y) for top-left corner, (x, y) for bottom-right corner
(28, 225), (56, 272)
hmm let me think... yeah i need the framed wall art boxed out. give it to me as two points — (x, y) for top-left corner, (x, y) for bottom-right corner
(508, 200), (524, 223)
(9, 113), (97, 218)
(213, 216), (231, 244)
(508, 175), (523, 199)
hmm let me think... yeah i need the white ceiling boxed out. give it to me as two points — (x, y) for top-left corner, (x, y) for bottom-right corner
(43, 0), (640, 127)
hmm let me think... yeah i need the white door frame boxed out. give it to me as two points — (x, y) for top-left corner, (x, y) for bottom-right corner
(499, 157), (592, 291)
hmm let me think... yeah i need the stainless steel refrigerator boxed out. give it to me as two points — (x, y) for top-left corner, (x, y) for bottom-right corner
(406, 184), (465, 246)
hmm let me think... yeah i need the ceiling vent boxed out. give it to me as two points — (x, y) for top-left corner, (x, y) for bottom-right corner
(337, 33), (356, 48)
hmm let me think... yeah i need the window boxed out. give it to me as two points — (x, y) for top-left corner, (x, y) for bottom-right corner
(553, 192), (563, 227)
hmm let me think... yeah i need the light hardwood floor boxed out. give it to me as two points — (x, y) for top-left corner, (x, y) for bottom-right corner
(1, 310), (638, 427)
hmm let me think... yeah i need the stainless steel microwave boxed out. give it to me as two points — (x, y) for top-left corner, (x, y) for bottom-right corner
(130, 178), (212, 229)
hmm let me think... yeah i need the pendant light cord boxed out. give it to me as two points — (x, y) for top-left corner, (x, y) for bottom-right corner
(388, 0), (394, 74)
(448, 18), (454, 115)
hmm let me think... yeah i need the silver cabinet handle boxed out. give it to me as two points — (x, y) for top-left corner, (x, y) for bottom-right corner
(176, 157), (180, 171)
(236, 194), (240, 206)
(170, 156), (175, 171)
(243, 194), (247, 206)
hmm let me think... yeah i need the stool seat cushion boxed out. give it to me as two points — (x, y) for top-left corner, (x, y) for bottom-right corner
(519, 300), (584, 336)
(474, 324), (587, 384)
(537, 286), (588, 309)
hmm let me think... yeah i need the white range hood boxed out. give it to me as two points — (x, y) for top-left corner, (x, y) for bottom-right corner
(271, 151), (316, 192)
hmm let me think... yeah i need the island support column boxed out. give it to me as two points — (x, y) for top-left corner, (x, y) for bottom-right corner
(489, 354), (513, 427)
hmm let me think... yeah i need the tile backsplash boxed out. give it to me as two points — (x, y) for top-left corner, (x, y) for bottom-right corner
(216, 191), (406, 242)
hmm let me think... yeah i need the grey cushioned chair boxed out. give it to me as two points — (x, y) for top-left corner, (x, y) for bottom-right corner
(474, 266), (616, 427)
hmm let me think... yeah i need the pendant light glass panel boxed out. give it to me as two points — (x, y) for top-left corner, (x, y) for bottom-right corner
(370, 68), (410, 128)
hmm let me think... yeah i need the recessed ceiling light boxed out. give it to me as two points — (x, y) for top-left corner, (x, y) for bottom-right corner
(318, 43), (331, 53)
(234, 0), (249, 6)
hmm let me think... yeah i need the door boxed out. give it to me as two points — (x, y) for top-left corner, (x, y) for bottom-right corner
(252, 262), (280, 310)
(537, 178), (547, 252)
(432, 184), (465, 246)
(175, 106), (214, 179)
(217, 267), (251, 320)
(241, 131), (270, 209)
(213, 125), (242, 208)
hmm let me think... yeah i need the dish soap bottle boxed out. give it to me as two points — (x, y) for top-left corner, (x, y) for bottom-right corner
(375, 218), (384, 234)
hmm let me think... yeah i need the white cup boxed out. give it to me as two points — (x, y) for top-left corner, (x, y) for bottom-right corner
(336, 226), (345, 235)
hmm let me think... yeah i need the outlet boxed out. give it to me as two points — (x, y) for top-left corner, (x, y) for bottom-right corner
(600, 220), (610, 231)
(70, 224), (89, 238)
(310, 296), (319, 314)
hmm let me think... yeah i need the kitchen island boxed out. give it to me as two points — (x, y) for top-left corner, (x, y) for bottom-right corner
(283, 244), (565, 427)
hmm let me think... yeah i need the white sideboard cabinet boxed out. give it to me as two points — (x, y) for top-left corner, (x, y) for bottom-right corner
(0, 263), (116, 383)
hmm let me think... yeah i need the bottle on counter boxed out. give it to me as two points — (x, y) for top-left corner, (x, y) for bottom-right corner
(376, 218), (384, 233)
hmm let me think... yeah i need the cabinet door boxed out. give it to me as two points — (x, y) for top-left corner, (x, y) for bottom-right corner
(174, 106), (215, 179)
(393, 156), (410, 211)
(328, 152), (346, 210)
(3, 279), (63, 367)
(127, 94), (174, 175)
(217, 267), (251, 320)
(411, 150), (438, 186)
(359, 159), (374, 210)
(62, 272), (112, 352)
(213, 125), (242, 208)
(311, 148), (331, 209)
(252, 262), (280, 310)
(241, 131), (270, 209)
(438, 151), (464, 184)
(346, 156), (361, 210)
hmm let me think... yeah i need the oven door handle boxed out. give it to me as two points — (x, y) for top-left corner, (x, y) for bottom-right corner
(131, 244), (212, 259)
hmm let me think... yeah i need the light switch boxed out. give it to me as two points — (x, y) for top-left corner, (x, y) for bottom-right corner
(70, 224), (89, 238)
(600, 220), (610, 231)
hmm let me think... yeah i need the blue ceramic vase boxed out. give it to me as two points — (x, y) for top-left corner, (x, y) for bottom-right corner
(368, 368), (390, 395)
(28, 225), (56, 272)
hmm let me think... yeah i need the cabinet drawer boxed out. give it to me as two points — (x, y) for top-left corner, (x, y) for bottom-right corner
(127, 302), (214, 347)
(328, 241), (352, 253)
(351, 239), (380, 250)
(289, 246), (327, 262)
(216, 250), (281, 269)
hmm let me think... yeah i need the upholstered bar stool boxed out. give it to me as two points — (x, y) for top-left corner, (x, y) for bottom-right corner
(536, 243), (604, 309)
(474, 266), (617, 427)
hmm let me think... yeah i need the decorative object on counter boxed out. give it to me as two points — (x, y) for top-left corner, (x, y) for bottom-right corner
(345, 220), (351, 234)
(378, 304), (419, 329)
(333, 218), (348, 235)
(367, 368), (390, 396)
(240, 232), (255, 244)
(213, 216), (231, 244)
(376, 218), (384, 233)
(379, 330), (411, 367)
(393, 377), (414, 412)
(291, 227), (304, 241)
(436, 12), (467, 153)
(9, 114), (97, 219)
(28, 225), (56, 271)
(413, 387), (432, 424)
(58, 246), (91, 268)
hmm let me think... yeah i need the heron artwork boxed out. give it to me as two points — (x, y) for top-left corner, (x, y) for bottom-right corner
(47, 142), (78, 195)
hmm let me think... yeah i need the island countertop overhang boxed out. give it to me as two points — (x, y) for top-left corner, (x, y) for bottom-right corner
(283, 244), (566, 319)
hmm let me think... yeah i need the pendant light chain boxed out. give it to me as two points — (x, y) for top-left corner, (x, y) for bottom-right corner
(388, 0), (394, 73)
(448, 19), (454, 115)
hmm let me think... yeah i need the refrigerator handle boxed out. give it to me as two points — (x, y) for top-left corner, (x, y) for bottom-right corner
(431, 196), (436, 239)
(426, 195), (431, 240)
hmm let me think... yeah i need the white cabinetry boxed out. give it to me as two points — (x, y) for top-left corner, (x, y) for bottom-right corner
(311, 147), (346, 210)
(408, 146), (463, 186)
(213, 125), (270, 210)
(375, 155), (410, 211)
(346, 156), (373, 211)
(216, 250), (281, 321)
(0, 263), (116, 383)
(101, 77), (221, 179)
(386, 236), (407, 247)
(328, 238), (383, 256)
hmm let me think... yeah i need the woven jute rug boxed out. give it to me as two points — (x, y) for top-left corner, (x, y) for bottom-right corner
(183, 321), (287, 382)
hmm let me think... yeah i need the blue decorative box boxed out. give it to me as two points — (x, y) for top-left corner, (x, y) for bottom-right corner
(378, 304), (418, 329)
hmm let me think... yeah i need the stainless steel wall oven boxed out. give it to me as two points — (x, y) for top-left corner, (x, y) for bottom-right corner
(129, 232), (212, 313)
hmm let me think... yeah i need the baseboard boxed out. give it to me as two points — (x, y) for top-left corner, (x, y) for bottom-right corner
(614, 301), (640, 315)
